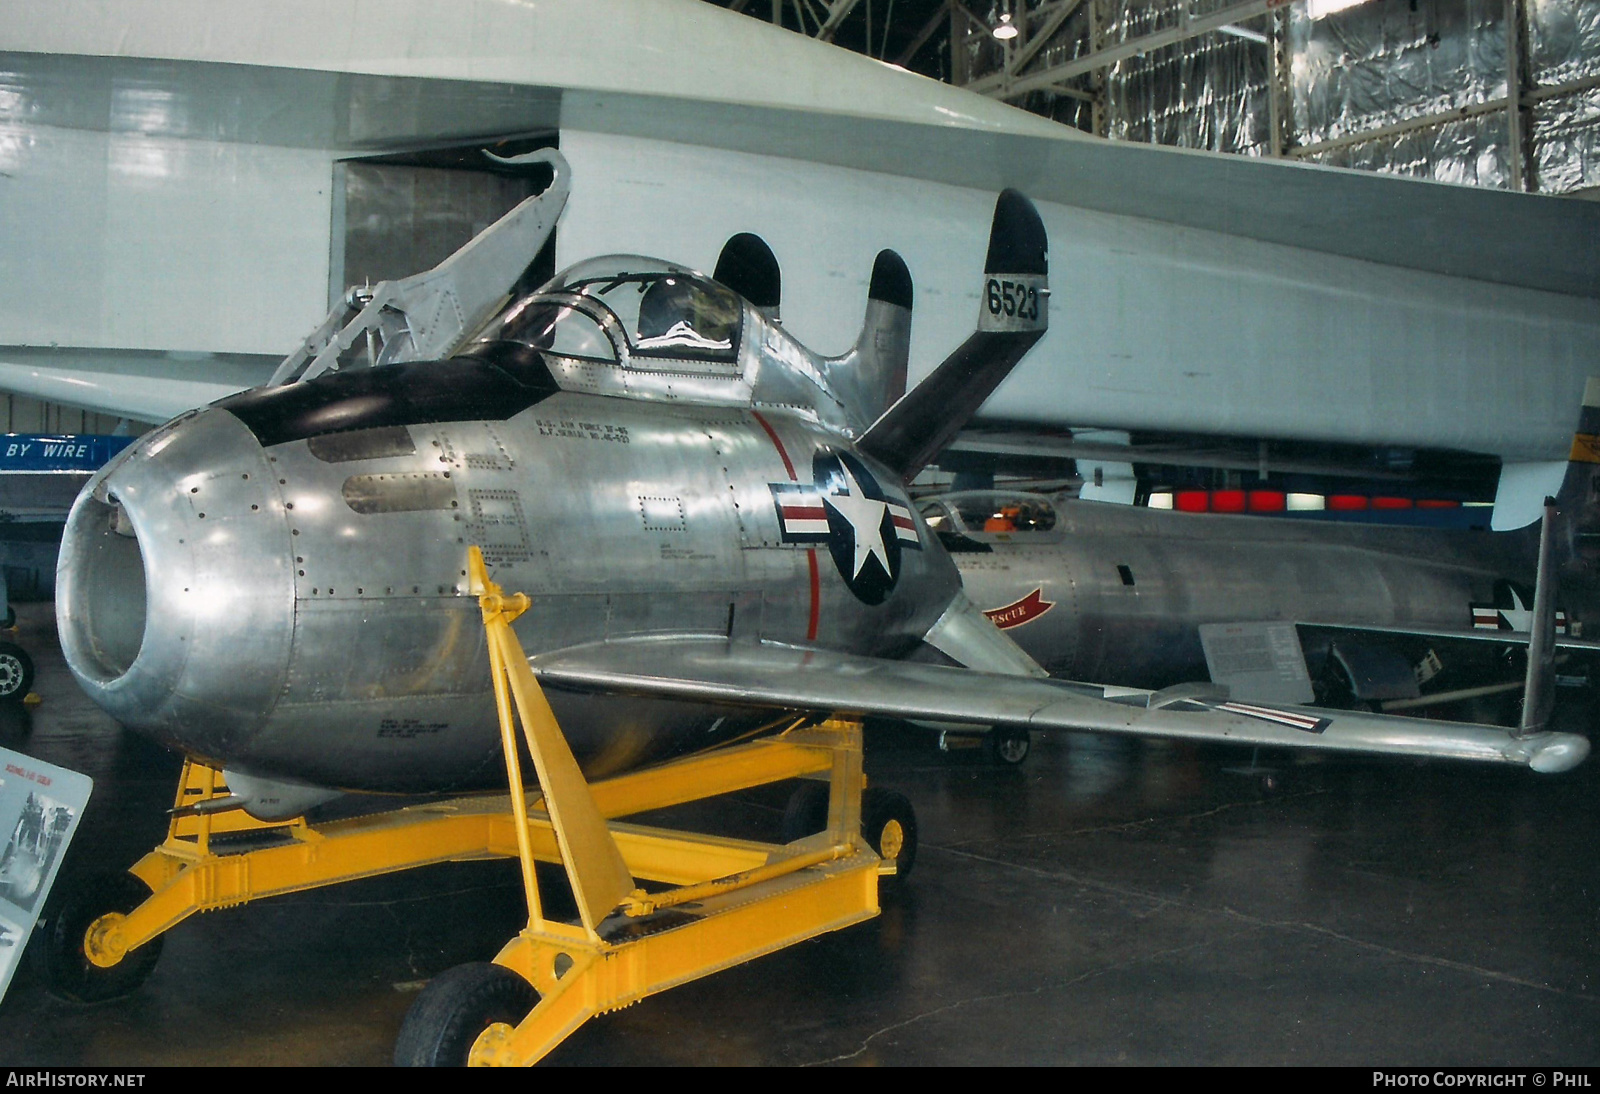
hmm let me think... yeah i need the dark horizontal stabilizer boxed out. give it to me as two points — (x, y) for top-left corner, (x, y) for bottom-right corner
(858, 190), (1048, 479)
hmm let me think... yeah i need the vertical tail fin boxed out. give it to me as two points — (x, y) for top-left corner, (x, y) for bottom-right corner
(825, 250), (914, 431)
(857, 190), (1048, 480)
(714, 233), (782, 320)
(1555, 377), (1600, 571)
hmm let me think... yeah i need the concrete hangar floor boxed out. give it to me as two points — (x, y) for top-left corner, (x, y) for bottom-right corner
(0, 601), (1596, 1068)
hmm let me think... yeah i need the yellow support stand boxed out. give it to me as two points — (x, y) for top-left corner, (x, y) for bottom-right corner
(75, 547), (891, 1067)
(463, 548), (883, 1065)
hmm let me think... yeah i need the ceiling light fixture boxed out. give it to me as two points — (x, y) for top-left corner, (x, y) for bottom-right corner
(993, 12), (1019, 40)
(1217, 23), (1268, 44)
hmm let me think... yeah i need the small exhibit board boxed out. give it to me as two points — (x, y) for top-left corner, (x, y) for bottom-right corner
(0, 746), (92, 1004)
(1199, 621), (1316, 706)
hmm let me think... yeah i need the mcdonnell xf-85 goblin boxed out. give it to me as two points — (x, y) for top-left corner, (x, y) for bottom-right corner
(57, 152), (1586, 819)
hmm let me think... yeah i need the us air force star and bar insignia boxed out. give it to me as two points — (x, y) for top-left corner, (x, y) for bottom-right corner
(770, 450), (921, 605)
(1471, 579), (1568, 634)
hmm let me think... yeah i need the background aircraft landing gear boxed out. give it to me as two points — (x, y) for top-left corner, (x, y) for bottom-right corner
(34, 871), (164, 1003)
(0, 640), (35, 702)
(780, 780), (829, 844)
(394, 962), (539, 1067)
(989, 726), (1030, 765)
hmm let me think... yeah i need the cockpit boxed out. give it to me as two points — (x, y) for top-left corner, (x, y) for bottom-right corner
(918, 492), (1059, 536)
(461, 257), (746, 375)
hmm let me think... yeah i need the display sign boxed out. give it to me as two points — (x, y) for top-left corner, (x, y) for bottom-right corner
(0, 434), (134, 474)
(0, 746), (92, 1004)
(1199, 621), (1316, 706)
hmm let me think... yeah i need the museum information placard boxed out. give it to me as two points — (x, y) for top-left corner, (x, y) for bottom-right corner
(0, 746), (92, 1003)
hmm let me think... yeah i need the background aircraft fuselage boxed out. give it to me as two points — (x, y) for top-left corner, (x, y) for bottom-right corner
(946, 497), (1543, 692)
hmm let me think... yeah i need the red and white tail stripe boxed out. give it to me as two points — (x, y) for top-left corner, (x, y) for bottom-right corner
(1219, 700), (1330, 734)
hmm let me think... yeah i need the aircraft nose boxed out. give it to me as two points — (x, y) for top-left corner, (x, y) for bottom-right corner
(56, 408), (295, 752)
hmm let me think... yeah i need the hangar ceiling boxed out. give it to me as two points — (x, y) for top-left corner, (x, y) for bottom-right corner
(708, 0), (1600, 200)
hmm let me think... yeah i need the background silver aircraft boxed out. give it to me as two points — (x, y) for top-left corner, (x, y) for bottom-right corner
(53, 155), (1588, 831)
(926, 414), (1600, 740)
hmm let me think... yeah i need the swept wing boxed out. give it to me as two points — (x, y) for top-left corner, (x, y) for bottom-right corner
(529, 636), (1589, 774)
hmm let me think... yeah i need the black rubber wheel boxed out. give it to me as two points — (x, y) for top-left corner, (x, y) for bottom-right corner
(989, 726), (1031, 765)
(0, 642), (34, 702)
(33, 871), (163, 1003)
(394, 962), (539, 1067)
(861, 787), (918, 887)
(779, 780), (831, 844)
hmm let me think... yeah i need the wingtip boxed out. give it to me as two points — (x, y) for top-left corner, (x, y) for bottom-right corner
(1526, 732), (1590, 774)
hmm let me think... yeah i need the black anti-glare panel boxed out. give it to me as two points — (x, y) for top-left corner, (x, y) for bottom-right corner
(219, 352), (558, 448)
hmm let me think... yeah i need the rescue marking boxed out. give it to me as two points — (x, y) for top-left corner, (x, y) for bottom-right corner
(983, 588), (1056, 630)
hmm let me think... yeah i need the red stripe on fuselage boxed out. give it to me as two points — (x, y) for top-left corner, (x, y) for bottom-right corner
(752, 410), (797, 481)
(752, 409), (821, 641)
(806, 548), (821, 641)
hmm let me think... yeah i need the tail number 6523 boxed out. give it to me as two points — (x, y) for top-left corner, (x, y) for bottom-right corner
(986, 278), (1040, 321)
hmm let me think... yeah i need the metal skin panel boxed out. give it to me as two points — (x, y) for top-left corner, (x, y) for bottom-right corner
(57, 409), (295, 765)
(951, 497), (1536, 691)
(59, 390), (959, 793)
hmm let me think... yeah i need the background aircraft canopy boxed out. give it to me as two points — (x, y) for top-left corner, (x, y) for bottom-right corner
(921, 492), (1059, 535)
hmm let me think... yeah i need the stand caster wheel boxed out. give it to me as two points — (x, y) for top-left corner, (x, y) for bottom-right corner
(395, 962), (539, 1067)
(861, 787), (918, 888)
(989, 726), (1030, 765)
(0, 641), (34, 702)
(780, 781), (830, 844)
(782, 783), (918, 890)
(34, 871), (163, 1003)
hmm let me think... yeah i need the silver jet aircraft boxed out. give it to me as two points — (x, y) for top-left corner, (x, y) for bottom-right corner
(55, 153), (1588, 832)
(925, 404), (1600, 749)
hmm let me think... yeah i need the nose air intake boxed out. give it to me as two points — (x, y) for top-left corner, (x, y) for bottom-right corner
(56, 408), (297, 752)
(58, 495), (149, 683)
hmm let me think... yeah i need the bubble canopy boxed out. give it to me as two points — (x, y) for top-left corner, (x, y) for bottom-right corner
(467, 257), (745, 367)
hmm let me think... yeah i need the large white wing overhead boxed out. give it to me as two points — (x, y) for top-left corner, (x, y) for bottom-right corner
(530, 636), (1589, 774)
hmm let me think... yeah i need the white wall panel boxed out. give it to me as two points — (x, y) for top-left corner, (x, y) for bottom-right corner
(0, 124), (332, 355)
(560, 130), (1600, 460)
